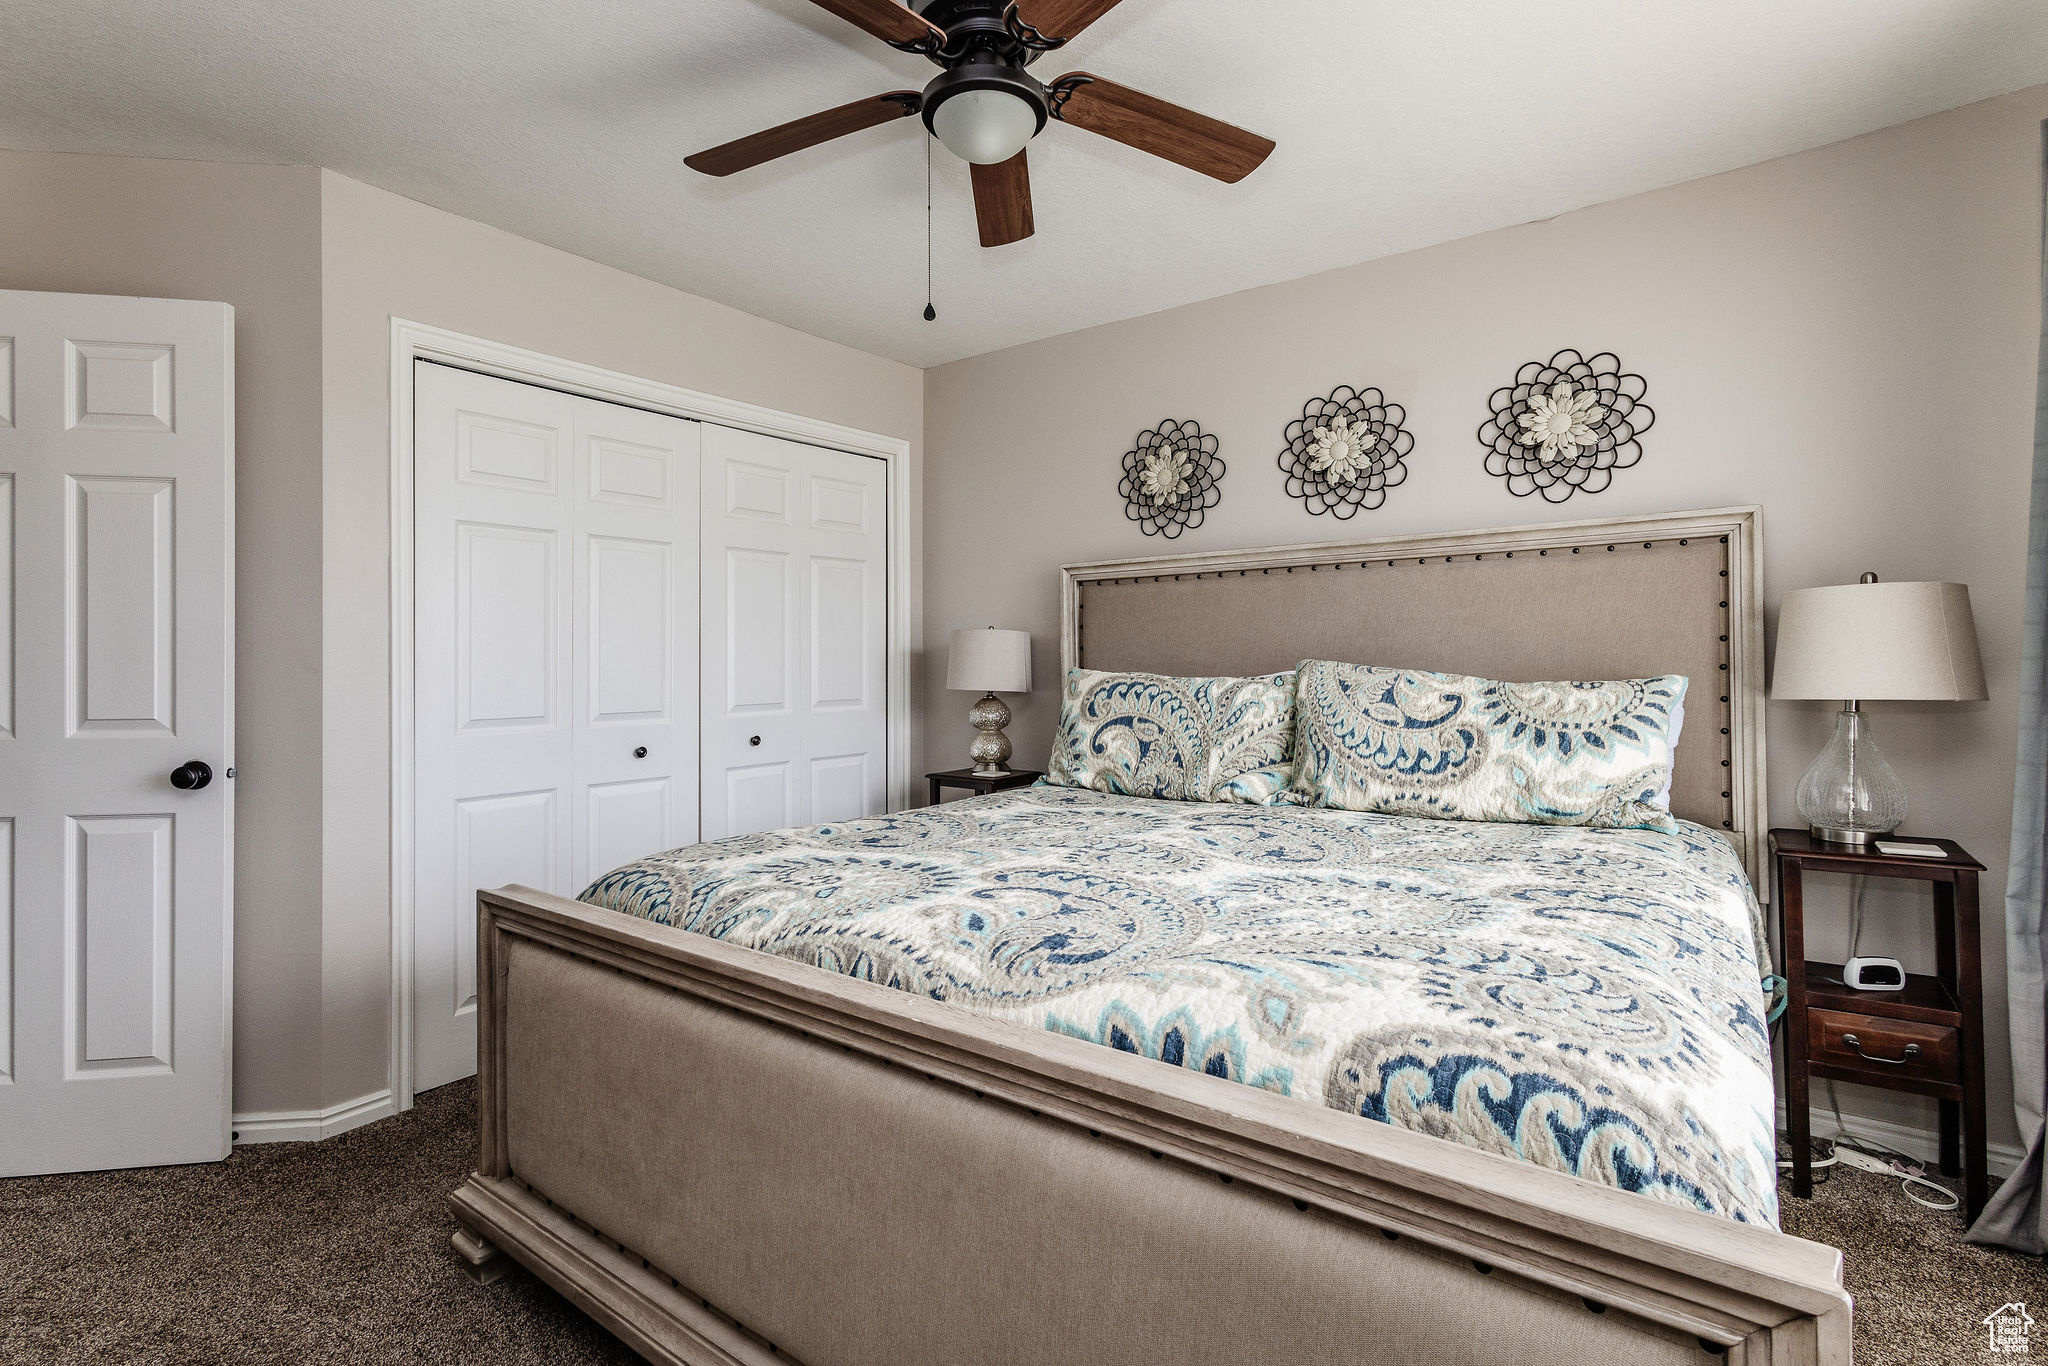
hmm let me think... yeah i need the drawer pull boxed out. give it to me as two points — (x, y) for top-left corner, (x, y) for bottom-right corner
(1841, 1033), (1921, 1066)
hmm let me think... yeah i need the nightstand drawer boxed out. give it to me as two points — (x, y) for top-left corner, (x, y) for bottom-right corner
(1808, 1008), (1958, 1082)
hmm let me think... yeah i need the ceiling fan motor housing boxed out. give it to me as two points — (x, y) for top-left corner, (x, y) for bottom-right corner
(912, 0), (1054, 60)
(913, 0), (1055, 163)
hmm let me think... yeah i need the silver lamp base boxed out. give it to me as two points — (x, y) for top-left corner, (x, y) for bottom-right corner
(967, 692), (1012, 775)
(1808, 824), (1879, 847)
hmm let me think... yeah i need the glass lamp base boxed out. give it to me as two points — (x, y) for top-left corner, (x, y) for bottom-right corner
(1795, 705), (1906, 845)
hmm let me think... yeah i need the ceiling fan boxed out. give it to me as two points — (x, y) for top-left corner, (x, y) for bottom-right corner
(684, 0), (1276, 248)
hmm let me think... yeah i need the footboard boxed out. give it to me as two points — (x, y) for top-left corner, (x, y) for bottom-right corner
(450, 886), (1850, 1366)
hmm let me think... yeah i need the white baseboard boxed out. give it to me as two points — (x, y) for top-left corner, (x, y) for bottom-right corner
(232, 1089), (395, 1145)
(1779, 1101), (2028, 1179)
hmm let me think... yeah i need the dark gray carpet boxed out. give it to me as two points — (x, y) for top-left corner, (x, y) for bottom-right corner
(2, 1080), (634, 1365)
(3, 1081), (2040, 1364)
(1778, 1159), (2045, 1366)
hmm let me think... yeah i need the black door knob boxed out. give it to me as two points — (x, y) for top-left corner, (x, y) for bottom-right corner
(170, 760), (213, 791)
(634, 746), (648, 759)
(749, 735), (762, 747)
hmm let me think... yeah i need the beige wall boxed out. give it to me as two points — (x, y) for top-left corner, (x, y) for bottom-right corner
(317, 171), (925, 1106)
(0, 150), (328, 1117)
(922, 86), (2048, 1153)
(0, 150), (923, 1119)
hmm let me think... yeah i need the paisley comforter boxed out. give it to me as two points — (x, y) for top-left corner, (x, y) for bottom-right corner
(580, 786), (1779, 1224)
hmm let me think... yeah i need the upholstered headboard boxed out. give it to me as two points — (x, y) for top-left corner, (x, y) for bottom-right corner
(1060, 506), (1768, 892)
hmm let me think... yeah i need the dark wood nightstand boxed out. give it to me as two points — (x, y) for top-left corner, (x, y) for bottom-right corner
(927, 767), (1043, 805)
(1773, 827), (1987, 1220)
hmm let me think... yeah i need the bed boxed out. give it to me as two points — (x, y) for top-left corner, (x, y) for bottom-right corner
(450, 506), (1852, 1366)
(581, 787), (1780, 1223)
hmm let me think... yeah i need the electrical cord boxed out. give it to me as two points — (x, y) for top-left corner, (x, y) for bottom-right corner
(1772, 876), (1959, 1212)
(1777, 1134), (1839, 1178)
(1847, 873), (1865, 959)
(1825, 1082), (1961, 1213)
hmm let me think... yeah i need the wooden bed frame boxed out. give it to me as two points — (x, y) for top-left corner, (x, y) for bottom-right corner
(451, 507), (1852, 1365)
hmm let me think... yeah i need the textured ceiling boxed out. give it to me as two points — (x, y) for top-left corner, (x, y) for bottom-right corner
(3, 1), (2045, 367)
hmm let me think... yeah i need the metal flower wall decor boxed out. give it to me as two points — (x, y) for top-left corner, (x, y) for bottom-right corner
(1118, 418), (1224, 538)
(1478, 349), (1654, 502)
(1277, 385), (1411, 518)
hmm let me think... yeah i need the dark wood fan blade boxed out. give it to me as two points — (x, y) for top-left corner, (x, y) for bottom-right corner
(802, 0), (946, 45)
(1013, 0), (1127, 39)
(685, 92), (921, 176)
(970, 150), (1034, 247)
(1051, 74), (1274, 183)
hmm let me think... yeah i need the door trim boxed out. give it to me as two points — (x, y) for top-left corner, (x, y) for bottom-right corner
(388, 318), (917, 1111)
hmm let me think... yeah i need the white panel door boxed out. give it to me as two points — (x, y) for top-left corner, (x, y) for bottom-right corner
(701, 427), (887, 839)
(412, 363), (698, 1092)
(0, 289), (234, 1176)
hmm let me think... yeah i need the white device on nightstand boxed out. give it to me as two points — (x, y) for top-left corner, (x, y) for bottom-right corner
(1843, 956), (1907, 991)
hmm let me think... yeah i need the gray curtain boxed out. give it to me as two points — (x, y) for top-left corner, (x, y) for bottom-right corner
(1968, 125), (2048, 1252)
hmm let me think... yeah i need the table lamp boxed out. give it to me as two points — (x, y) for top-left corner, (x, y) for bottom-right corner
(1771, 573), (1986, 844)
(947, 628), (1031, 774)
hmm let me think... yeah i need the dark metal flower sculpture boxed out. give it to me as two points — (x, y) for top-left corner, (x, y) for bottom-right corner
(1479, 350), (1654, 502)
(1119, 419), (1224, 538)
(1277, 386), (1412, 518)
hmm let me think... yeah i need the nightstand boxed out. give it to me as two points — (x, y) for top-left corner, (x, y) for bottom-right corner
(927, 767), (1043, 805)
(1772, 828), (1987, 1220)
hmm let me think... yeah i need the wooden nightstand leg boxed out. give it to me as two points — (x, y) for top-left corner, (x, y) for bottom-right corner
(1956, 870), (1989, 1220)
(1933, 881), (1962, 1177)
(1787, 1055), (1813, 1201)
(1936, 1100), (1962, 1178)
(1780, 857), (1814, 1200)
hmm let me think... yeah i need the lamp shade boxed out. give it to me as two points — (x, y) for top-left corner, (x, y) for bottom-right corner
(947, 628), (1031, 694)
(1772, 580), (1987, 701)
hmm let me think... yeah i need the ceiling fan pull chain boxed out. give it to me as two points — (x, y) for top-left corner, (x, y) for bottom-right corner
(924, 133), (937, 322)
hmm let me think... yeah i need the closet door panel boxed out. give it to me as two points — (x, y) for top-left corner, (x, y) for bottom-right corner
(586, 536), (670, 723)
(585, 777), (673, 885)
(809, 752), (872, 825)
(414, 365), (699, 1092)
(701, 428), (801, 840)
(414, 364), (576, 1093)
(570, 396), (700, 893)
(725, 761), (793, 836)
(701, 426), (887, 840)
(724, 547), (796, 715)
(796, 445), (888, 825)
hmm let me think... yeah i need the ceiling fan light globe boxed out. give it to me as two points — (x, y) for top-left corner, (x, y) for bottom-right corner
(931, 88), (1039, 165)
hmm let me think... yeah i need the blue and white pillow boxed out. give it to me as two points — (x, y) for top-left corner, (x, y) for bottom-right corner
(1047, 669), (1295, 804)
(1289, 661), (1686, 830)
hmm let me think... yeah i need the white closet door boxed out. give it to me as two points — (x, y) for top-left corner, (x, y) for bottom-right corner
(0, 289), (234, 1176)
(412, 363), (699, 1093)
(701, 427), (888, 839)
(571, 396), (701, 890)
